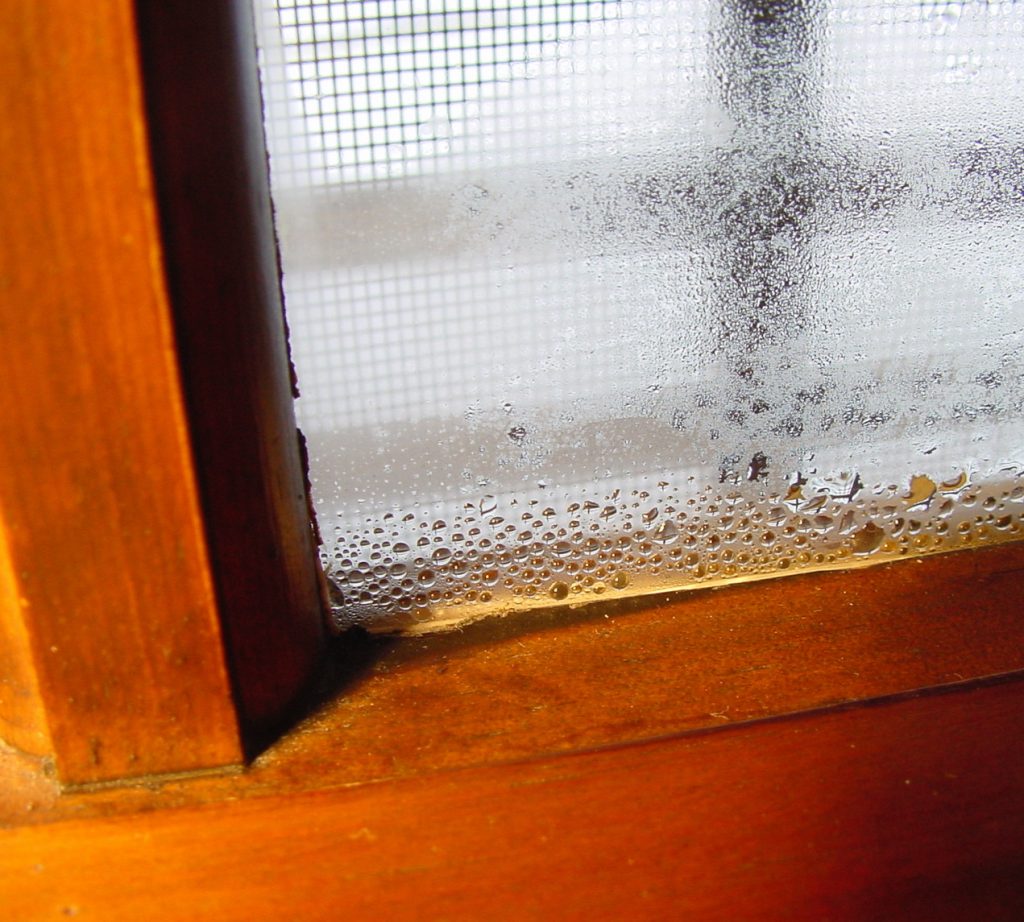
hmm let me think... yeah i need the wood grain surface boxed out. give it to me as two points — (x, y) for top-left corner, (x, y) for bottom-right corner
(0, 525), (49, 758)
(0, 1), (242, 782)
(2, 675), (1022, 920)
(2, 541), (1023, 824)
(0, 537), (1021, 917)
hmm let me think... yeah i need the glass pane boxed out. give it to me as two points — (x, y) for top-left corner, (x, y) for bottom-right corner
(254, 0), (1024, 632)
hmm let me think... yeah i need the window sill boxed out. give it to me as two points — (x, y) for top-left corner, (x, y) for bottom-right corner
(2, 543), (1023, 919)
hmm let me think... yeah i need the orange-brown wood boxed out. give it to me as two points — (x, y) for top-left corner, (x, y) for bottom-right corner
(133, 0), (327, 747)
(1, 2), (1023, 912)
(0, 1), (242, 782)
(1, 541), (1022, 825)
(0, 528), (49, 757)
(0, 543), (1021, 915)
(1, 676), (1022, 920)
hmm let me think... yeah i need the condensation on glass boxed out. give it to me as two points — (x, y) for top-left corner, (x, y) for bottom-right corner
(254, 0), (1024, 632)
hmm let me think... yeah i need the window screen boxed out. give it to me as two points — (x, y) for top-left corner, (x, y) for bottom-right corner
(254, 0), (1024, 632)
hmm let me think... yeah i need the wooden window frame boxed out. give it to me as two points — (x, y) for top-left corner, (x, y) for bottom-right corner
(2, 1), (1023, 916)
(0, 0), (325, 785)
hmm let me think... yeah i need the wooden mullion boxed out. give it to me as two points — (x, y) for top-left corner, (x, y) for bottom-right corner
(0, 0), (250, 784)
(133, 0), (328, 748)
(0, 527), (50, 758)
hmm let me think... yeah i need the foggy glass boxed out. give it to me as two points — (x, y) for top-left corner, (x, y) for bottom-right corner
(254, 0), (1024, 631)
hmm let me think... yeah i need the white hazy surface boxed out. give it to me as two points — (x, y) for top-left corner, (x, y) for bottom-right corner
(255, 0), (1024, 629)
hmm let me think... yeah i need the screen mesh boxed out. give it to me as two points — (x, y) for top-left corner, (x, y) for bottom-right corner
(254, 0), (1024, 631)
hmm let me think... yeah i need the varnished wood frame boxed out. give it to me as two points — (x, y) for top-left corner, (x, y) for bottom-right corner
(4, 676), (1024, 920)
(0, 0), (325, 785)
(133, 0), (326, 751)
(1, 1), (1023, 917)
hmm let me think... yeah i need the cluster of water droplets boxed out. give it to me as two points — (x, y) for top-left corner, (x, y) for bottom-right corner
(323, 465), (1024, 633)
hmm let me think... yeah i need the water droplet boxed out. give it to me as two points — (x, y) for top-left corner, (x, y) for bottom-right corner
(552, 540), (574, 558)
(940, 472), (968, 493)
(804, 495), (828, 513)
(905, 475), (936, 509)
(652, 519), (679, 545)
(549, 581), (570, 601)
(851, 522), (885, 555)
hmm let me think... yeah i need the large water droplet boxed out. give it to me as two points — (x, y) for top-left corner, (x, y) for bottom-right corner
(940, 472), (969, 494)
(552, 540), (574, 558)
(652, 519), (680, 545)
(851, 522), (885, 555)
(905, 474), (936, 509)
(549, 581), (570, 600)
